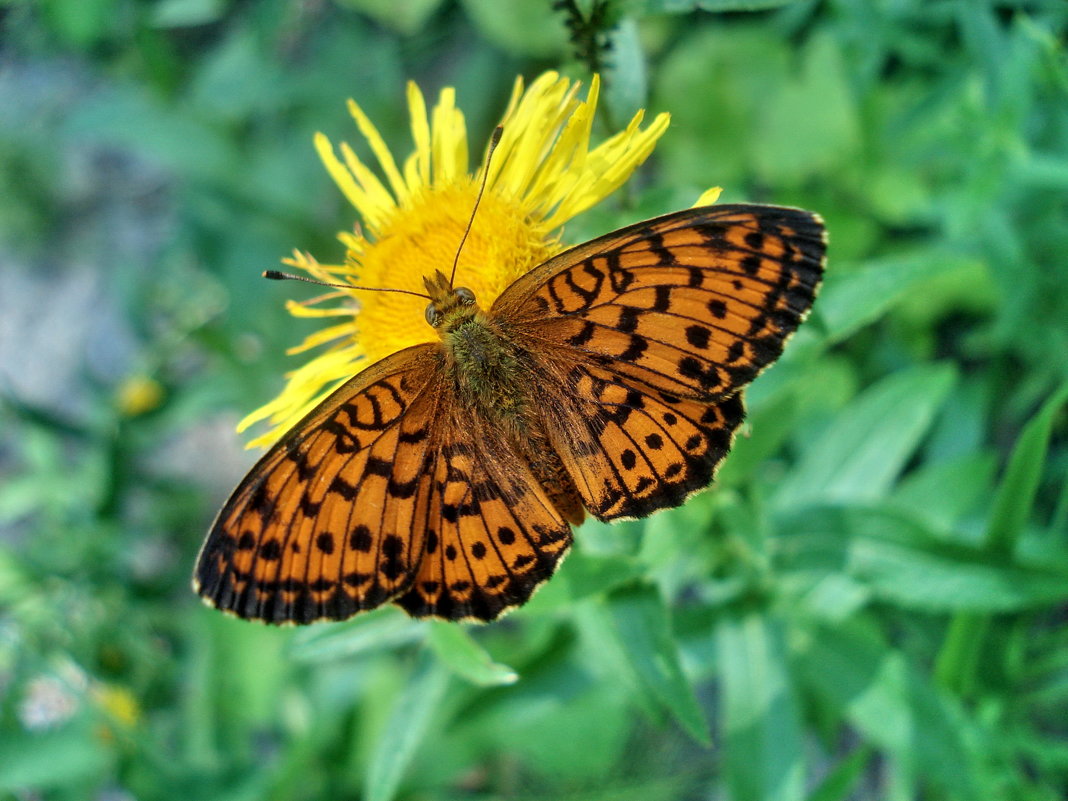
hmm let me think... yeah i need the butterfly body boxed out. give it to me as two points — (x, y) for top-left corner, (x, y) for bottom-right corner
(196, 205), (826, 623)
(431, 298), (587, 531)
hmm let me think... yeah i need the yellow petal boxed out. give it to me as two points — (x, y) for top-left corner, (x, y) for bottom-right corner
(694, 186), (724, 206)
(339, 142), (397, 230)
(406, 81), (432, 190)
(314, 133), (376, 217)
(347, 98), (408, 204)
(286, 321), (358, 354)
(430, 87), (468, 186)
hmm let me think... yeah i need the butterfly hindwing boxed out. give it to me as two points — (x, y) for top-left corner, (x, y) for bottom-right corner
(531, 357), (747, 520)
(194, 345), (442, 623)
(393, 405), (572, 621)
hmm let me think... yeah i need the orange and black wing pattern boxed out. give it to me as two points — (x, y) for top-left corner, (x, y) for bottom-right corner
(194, 345), (444, 624)
(392, 403), (572, 621)
(195, 343), (574, 623)
(494, 204), (826, 520)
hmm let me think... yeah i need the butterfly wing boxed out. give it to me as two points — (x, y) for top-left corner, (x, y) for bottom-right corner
(196, 342), (573, 624)
(492, 203), (826, 520)
(495, 204), (826, 401)
(392, 402), (572, 621)
(194, 344), (444, 624)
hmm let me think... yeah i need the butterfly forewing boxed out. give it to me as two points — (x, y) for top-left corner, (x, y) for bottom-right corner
(195, 345), (442, 623)
(495, 205), (825, 402)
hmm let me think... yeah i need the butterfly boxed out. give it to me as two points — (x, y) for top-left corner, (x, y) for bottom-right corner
(194, 203), (826, 623)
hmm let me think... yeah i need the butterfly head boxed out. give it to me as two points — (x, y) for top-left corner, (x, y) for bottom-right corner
(423, 269), (479, 331)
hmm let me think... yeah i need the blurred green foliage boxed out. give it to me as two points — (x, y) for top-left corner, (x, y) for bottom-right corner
(2, 0), (1068, 799)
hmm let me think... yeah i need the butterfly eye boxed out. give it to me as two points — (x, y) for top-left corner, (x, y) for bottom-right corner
(454, 287), (476, 304)
(424, 302), (441, 327)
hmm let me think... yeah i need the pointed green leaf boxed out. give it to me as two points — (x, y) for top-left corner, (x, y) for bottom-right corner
(985, 382), (1068, 554)
(774, 364), (956, 511)
(890, 453), (997, 530)
(365, 653), (450, 801)
(594, 584), (710, 745)
(427, 622), (518, 686)
(785, 506), (1068, 612)
(817, 253), (981, 344)
(717, 612), (805, 801)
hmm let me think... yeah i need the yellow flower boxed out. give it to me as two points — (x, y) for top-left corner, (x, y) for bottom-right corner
(240, 71), (673, 448)
(116, 374), (164, 417)
(92, 682), (140, 729)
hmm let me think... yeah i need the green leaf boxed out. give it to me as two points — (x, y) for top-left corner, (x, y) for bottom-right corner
(717, 611), (805, 801)
(427, 622), (518, 686)
(818, 252), (983, 345)
(850, 523), (1068, 613)
(984, 382), (1068, 555)
(795, 620), (981, 796)
(785, 506), (1068, 612)
(652, 0), (800, 11)
(288, 609), (427, 662)
(773, 364), (957, 511)
(890, 452), (998, 531)
(590, 584), (710, 745)
(365, 653), (451, 801)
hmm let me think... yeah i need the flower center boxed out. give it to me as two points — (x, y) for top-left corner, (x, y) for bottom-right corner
(351, 181), (560, 364)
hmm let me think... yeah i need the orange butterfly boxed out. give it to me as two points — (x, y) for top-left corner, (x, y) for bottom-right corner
(195, 203), (826, 623)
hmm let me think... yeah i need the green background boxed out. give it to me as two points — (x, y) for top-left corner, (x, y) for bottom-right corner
(2, 1), (1068, 799)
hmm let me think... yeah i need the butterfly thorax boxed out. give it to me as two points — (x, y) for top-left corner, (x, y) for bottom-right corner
(423, 270), (528, 419)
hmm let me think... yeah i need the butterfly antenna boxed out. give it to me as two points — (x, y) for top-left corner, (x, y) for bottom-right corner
(448, 125), (504, 288)
(263, 270), (431, 300)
